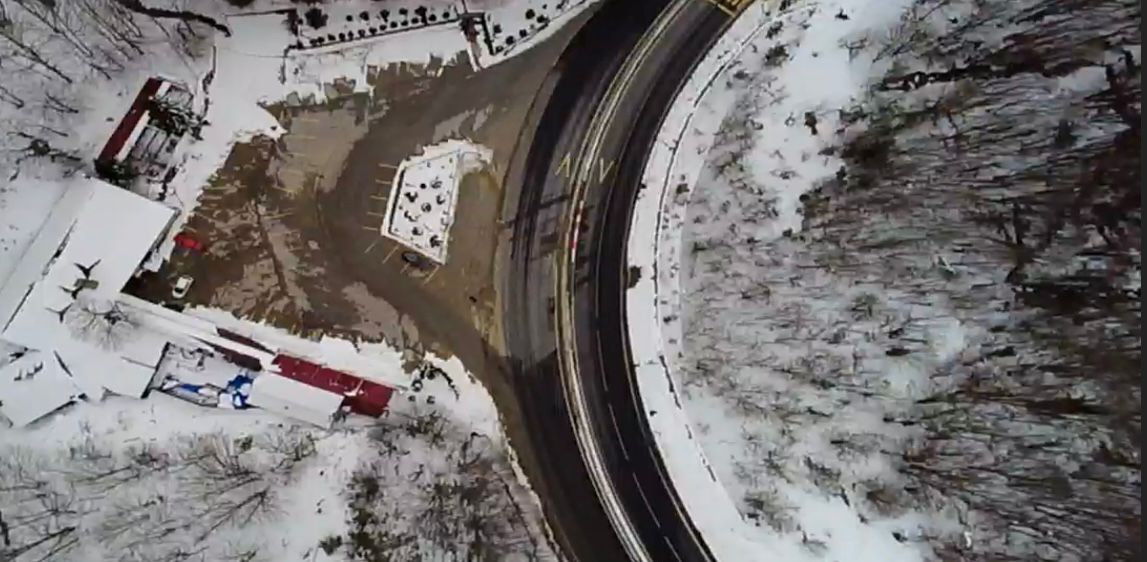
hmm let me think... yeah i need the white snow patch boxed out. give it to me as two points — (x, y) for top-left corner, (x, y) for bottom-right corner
(293, 1), (465, 48)
(470, 0), (599, 67)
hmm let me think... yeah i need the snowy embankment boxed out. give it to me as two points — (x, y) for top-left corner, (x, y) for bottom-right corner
(627, 0), (966, 560)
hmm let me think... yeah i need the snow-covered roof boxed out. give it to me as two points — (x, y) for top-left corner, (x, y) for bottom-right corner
(247, 373), (344, 428)
(188, 306), (410, 389)
(0, 178), (95, 332)
(379, 140), (490, 264)
(0, 178), (175, 331)
(0, 178), (176, 399)
(0, 350), (82, 427)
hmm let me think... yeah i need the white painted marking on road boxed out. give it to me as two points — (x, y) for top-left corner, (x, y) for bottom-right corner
(551, 2), (711, 561)
(421, 265), (440, 286)
(631, 473), (662, 528)
(608, 404), (628, 460)
(663, 535), (685, 562)
(381, 244), (400, 265)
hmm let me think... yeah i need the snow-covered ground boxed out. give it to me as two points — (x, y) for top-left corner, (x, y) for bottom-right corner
(287, 0), (597, 66)
(294, 1), (464, 48)
(380, 139), (492, 263)
(470, 0), (596, 64)
(632, 0), (1140, 560)
(0, 351), (557, 561)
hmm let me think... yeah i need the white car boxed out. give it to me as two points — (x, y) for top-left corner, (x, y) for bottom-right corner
(172, 275), (194, 299)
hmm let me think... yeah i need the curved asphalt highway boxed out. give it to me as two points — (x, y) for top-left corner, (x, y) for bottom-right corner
(502, 1), (737, 561)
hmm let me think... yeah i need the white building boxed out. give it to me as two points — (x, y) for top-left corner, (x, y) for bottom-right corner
(247, 372), (344, 428)
(0, 177), (404, 428)
(0, 349), (82, 427)
(0, 177), (175, 423)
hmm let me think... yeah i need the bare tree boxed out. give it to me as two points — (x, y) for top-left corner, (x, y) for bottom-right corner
(346, 411), (557, 561)
(64, 295), (137, 350)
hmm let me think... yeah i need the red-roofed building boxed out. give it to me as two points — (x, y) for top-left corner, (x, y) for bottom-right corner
(95, 77), (195, 190)
(271, 354), (394, 417)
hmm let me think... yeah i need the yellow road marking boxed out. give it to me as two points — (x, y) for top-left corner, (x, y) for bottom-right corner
(363, 239), (380, 254)
(377, 163), (398, 170)
(703, 0), (749, 16)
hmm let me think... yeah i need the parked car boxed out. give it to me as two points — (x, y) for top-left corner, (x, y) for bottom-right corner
(173, 232), (206, 252)
(172, 275), (194, 299)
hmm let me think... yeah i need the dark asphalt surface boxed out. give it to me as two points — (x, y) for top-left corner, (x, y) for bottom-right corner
(502, 1), (735, 561)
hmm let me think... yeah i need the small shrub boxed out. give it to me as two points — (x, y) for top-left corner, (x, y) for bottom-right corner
(318, 535), (343, 555)
(304, 7), (328, 29)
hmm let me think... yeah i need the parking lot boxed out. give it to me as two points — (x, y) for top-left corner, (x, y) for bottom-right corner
(125, 23), (572, 373)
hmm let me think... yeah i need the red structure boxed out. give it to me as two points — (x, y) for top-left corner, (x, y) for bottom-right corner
(96, 77), (165, 165)
(271, 354), (394, 417)
(173, 232), (206, 252)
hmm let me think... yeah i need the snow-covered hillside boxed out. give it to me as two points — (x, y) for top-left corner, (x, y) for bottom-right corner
(641, 0), (1140, 560)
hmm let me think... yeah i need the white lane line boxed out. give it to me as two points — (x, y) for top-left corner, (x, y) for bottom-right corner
(664, 535), (685, 562)
(381, 244), (400, 265)
(608, 404), (629, 461)
(553, 2), (697, 561)
(631, 473), (662, 529)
